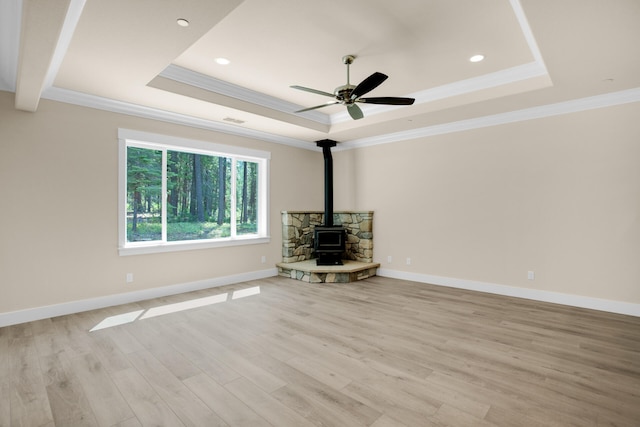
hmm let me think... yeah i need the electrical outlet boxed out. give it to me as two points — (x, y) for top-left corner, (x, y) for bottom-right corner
(387, 256), (392, 263)
(261, 255), (266, 264)
(406, 258), (411, 265)
(527, 271), (535, 280)
(126, 273), (134, 283)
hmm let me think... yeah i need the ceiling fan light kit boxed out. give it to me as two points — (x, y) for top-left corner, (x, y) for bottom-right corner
(291, 55), (415, 120)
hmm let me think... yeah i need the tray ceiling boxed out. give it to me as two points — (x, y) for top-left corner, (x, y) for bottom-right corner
(2, 0), (639, 148)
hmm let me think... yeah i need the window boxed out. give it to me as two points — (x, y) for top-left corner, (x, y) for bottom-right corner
(118, 129), (270, 255)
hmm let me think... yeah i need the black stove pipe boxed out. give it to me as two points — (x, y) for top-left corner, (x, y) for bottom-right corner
(316, 139), (337, 227)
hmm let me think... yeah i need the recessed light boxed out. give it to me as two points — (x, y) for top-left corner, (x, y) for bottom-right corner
(176, 18), (190, 27)
(469, 54), (485, 63)
(215, 57), (231, 65)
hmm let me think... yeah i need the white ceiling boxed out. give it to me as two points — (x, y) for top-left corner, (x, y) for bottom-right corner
(2, 0), (640, 149)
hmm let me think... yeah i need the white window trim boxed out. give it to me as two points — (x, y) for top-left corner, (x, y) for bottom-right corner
(118, 128), (270, 256)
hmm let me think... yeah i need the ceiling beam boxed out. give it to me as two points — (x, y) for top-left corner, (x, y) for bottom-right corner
(15, 0), (73, 111)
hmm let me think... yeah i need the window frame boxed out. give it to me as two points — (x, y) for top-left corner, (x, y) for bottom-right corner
(118, 129), (270, 256)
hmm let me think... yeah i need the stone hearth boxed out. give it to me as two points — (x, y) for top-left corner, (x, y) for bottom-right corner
(276, 259), (379, 283)
(277, 211), (379, 283)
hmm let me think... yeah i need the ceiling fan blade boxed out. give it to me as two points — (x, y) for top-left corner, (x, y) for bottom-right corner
(358, 96), (415, 105)
(290, 85), (335, 98)
(294, 101), (339, 113)
(351, 72), (388, 100)
(347, 103), (364, 120)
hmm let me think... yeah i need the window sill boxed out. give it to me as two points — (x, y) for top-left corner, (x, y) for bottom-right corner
(119, 236), (271, 256)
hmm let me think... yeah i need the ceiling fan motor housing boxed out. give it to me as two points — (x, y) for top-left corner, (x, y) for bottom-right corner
(335, 85), (356, 103)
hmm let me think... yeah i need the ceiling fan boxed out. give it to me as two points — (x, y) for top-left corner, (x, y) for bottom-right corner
(291, 55), (415, 120)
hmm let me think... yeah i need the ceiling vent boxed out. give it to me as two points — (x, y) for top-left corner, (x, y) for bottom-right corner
(223, 117), (246, 124)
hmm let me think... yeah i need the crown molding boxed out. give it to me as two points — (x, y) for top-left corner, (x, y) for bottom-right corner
(40, 85), (640, 153)
(330, 60), (550, 124)
(160, 64), (331, 125)
(42, 86), (315, 150)
(415, 61), (548, 103)
(161, 59), (548, 126)
(338, 87), (640, 150)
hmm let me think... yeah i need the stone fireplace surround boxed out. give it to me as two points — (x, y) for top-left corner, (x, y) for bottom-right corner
(277, 211), (380, 283)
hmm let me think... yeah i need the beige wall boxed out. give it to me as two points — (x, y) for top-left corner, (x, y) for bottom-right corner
(1, 90), (639, 315)
(0, 91), (322, 313)
(334, 102), (640, 303)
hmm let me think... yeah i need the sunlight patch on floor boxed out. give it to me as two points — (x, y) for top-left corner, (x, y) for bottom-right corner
(232, 286), (261, 299)
(140, 293), (229, 320)
(89, 286), (260, 331)
(90, 309), (145, 332)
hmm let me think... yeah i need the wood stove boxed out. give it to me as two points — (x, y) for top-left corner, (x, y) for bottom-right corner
(314, 140), (346, 265)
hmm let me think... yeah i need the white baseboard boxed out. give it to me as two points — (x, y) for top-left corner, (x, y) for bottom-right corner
(4, 267), (637, 328)
(377, 268), (640, 317)
(0, 268), (278, 328)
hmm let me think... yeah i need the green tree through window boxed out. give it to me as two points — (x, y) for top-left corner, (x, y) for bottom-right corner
(120, 129), (269, 254)
(126, 147), (162, 242)
(237, 160), (259, 235)
(165, 151), (233, 241)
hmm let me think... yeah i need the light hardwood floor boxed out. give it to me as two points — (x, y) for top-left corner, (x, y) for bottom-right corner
(2, 276), (639, 426)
